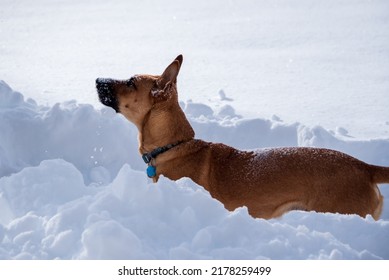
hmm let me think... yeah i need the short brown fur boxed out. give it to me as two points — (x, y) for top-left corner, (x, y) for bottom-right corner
(96, 55), (389, 220)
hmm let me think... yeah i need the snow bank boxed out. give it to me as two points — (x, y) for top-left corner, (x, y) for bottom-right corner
(1, 81), (389, 259)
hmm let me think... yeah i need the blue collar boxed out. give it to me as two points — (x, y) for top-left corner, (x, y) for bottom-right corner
(142, 141), (183, 164)
(142, 141), (183, 178)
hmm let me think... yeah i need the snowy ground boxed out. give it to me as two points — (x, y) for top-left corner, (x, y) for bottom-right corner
(1, 0), (389, 259)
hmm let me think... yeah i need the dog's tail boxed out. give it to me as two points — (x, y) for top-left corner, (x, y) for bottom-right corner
(370, 165), (389, 184)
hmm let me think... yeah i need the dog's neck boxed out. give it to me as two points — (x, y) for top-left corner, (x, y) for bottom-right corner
(138, 101), (195, 154)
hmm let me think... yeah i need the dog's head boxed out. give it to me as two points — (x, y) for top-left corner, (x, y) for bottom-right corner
(96, 55), (183, 128)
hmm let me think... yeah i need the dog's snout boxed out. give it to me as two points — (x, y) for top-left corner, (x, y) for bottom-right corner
(96, 78), (114, 92)
(95, 77), (119, 112)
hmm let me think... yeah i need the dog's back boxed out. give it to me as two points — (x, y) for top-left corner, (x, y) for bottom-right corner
(156, 141), (385, 219)
(209, 146), (385, 219)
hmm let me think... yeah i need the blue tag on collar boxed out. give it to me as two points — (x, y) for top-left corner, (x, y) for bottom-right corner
(146, 165), (157, 178)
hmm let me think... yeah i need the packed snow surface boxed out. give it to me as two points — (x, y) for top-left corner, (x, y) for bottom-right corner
(1, 81), (388, 260)
(1, 0), (389, 260)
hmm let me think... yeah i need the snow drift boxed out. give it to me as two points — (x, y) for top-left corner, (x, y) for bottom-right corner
(0, 80), (389, 259)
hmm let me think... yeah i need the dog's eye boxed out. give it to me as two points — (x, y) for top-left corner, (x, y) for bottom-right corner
(126, 77), (137, 89)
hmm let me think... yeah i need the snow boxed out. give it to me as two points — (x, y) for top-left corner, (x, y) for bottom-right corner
(1, 80), (389, 260)
(1, 0), (389, 260)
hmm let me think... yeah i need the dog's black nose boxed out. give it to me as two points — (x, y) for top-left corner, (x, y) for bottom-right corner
(96, 78), (114, 91)
(96, 78), (113, 96)
(96, 77), (113, 85)
(95, 78), (119, 112)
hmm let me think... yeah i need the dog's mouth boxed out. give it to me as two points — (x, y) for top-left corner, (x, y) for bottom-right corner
(96, 78), (120, 112)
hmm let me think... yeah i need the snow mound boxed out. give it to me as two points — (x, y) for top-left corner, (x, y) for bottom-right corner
(1, 81), (389, 259)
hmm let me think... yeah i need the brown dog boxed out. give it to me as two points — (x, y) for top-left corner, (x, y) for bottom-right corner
(96, 55), (389, 220)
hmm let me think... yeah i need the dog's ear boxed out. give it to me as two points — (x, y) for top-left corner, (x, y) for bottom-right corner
(158, 55), (183, 88)
(152, 55), (183, 100)
(174, 54), (183, 67)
